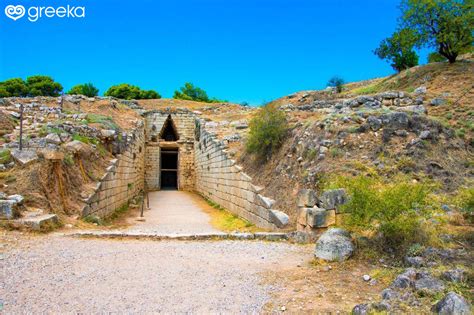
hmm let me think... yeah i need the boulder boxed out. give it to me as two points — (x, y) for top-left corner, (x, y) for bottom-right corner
(314, 228), (354, 261)
(405, 256), (425, 268)
(319, 189), (348, 210)
(391, 268), (416, 289)
(297, 189), (318, 207)
(432, 292), (471, 315)
(367, 116), (382, 131)
(11, 149), (38, 166)
(380, 112), (409, 129)
(269, 210), (289, 228)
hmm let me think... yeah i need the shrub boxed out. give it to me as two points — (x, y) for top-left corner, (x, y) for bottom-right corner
(327, 76), (345, 93)
(173, 82), (225, 103)
(246, 103), (288, 158)
(374, 28), (419, 72)
(68, 83), (99, 97)
(0, 78), (28, 97)
(454, 187), (474, 222)
(428, 52), (447, 63)
(333, 175), (437, 252)
(26, 75), (63, 96)
(105, 83), (160, 100)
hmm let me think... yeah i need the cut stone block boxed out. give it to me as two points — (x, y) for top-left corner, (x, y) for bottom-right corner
(0, 200), (17, 219)
(11, 149), (38, 166)
(256, 194), (275, 209)
(269, 209), (289, 228)
(307, 208), (336, 228)
(319, 189), (348, 210)
(17, 213), (59, 231)
(297, 189), (318, 207)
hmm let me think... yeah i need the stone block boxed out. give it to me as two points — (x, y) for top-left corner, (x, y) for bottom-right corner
(319, 189), (348, 210)
(11, 149), (38, 166)
(307, 208), (336, 228)
(297, 189), (318, 207)
(269, 209), (289, 228)
(17, 214), (59, 231)
(256, 194), (275, 209)
(0, 200), (17, 219)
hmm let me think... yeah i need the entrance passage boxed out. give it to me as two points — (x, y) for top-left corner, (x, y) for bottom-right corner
(161, 148), (178, 190)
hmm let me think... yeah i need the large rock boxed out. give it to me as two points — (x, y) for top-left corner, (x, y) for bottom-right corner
(64, 140), (91, 155)
(11, 149), (38, 166)
(314, 228), (354, 261)
(414, 274), (445, 293)
(16, 213), (59, 231)
(442, 269), (465, 283)
(319, 189), (348, 210)
(380, 112), (409, 129)
(45, 133), (62, 145)
(433, 292), (471, 315)
(307, 208), (336, 228)
(297, 189), (318, 207)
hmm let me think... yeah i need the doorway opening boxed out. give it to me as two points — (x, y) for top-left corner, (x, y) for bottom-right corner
(161, 148), (178, 190)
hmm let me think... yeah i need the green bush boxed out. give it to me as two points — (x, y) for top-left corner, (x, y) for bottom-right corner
(26, 75), (63, 96)
(68, 83), (99, 97)
(246, 103), (288, 158)
(105, 83), (161, 100)
(454, 187), (474, 222)
(0, 78), (28, 97)
(173, 82), (225, 103)
(333, 175), (437, 251)
(0, 149), (11, 164)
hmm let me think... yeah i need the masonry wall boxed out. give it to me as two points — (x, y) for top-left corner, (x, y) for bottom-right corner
(144, 110), (196, 191)
(194, 119), (284, 230)
(81, 122), (145, 218)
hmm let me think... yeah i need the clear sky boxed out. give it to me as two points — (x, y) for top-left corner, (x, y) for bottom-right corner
(0, 0), (427, 105)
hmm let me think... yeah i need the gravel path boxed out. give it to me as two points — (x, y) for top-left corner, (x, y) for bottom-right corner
(127, 191), (220, 234)
(2, 234), (311, 313)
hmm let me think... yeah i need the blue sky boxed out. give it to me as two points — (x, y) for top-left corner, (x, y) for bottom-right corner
(0, 0), (427, 105)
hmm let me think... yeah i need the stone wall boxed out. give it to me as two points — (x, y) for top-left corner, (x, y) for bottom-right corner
(144, 110), (195, 191)
(81, 122), (145, 218)
(194, 119), (289, 230)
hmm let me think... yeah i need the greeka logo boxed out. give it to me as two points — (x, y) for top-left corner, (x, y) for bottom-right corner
(4, 3), (86, 22)
(5, 4), (25, 20)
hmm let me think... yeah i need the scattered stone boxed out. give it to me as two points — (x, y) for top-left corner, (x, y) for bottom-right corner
(432, 292), (471, 315)
(430, 98), (446, 106)
(367, 116), (382, 131)
(399, 105), (427, 115)
(64, 140), (91, 155)
(414, 86), (427, 95)
(0, 192), (6, 199)
(362, 274), (371, 281)
(319, 189), (347, 210)
(314, 228), (354, 262)
(414, 274), (445, 293)
(0, 200), (17, 219)
(405, 256), (425, 268)
(381, 288), (398, 300)
(7, 194), (24, 205)
(381, 112), (409, 129)
(45, 133), (62, 144)
(441, 269), (465, 283)
(352, 303), (371, 315)
(100, 129), (116, 138)
(419, 130), (431, 140)
(11, 149), (38, 166)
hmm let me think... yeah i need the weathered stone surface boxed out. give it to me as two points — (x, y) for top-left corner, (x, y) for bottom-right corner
(297, 189), (318, 207)
(269, 210), (289, 228)
(399, 105), (427, 114)
(256, 194), (276, 209)
(319, 189), (347, 210)
(314, 228), (354, 261)
(405, 256), (425, 267)
(441, 269), (465, 283)
(414, 274), (445, 293)
(7, 194), (24, 204)
(11, 149), (38, 166)
(100, 129), (116, 138)
(381, 112), (409, 129)
(45, 133), (62, 144)
(367, 116), (382, 131)
(17, 213), (59, 231)
(0, 200), (17, 219)
(41, 149), (64, 160)
(433, 292), (471, 315)
(307, 208), (335, 228)
(352, 303), (371, 315)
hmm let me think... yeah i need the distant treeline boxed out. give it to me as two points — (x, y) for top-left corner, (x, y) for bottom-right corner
(0, 76), (226, 103)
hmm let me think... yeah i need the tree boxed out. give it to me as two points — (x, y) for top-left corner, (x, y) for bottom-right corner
(105, 83), (160, 100)
(26, 75), (63, 96)
(173, 82), (210, 102)
(139, 89), (161, 99)
(374, 28), (420, 72)
(173, 82), (225, 103)
(0, 78), (28, 97)
(327, 76), (345, 93)
(246, 103), (288, 158)
(68, 83), (99, 97)
(401, 0), (473, 63)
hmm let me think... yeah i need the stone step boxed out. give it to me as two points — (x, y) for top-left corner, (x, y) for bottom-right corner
(16, 214), (59, 231)
(67, 231), (290, 242)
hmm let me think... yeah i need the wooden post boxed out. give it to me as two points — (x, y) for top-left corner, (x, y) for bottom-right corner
(19, 104), (23, 151)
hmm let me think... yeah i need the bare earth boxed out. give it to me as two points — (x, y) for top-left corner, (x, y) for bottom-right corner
(1, 234), (310, 313)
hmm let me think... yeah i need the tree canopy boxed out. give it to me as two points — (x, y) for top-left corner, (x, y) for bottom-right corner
(173, 82), (225, 103)
(26, 75), (63, 97)
(400, 0), (473, 63)
(68, 83), (99, 97)
(104, 83), (161, 100)
(374, 28), (420, 71)
(327, 76), (345, 93)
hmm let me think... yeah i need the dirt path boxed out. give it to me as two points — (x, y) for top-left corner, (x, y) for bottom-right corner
(126, 191), (220, 234)
(1, 233), (310, 313)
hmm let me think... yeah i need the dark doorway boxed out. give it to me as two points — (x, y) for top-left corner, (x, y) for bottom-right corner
(161, 148), (178, 190)
(159, 115), (179, 141)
